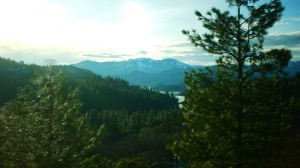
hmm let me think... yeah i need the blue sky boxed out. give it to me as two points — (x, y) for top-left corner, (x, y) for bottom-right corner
(0, 0), (299, 65)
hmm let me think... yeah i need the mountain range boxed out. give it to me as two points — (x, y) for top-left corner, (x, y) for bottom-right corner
(73, 58), (202, 90)
(73, 58), (200, 75)
(72, 58), (300, 91)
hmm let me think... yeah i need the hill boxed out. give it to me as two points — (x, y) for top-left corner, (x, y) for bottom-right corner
(0, 57), (178, 112)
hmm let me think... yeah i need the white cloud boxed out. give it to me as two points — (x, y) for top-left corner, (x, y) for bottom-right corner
(282, 17), (300, 22)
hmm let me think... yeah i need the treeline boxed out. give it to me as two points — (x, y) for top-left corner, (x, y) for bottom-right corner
(76, 75), (178, 112)
(0, 57), (178, 112)
(0, 57), (182, 167)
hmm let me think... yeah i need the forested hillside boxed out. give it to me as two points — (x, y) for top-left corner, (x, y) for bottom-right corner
(0, 57), (182, 167)
(0, 57), (178, 112)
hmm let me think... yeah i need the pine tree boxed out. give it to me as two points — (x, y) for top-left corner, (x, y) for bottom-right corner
(169, 0), (298, 167)
(0, 67), (103, 167)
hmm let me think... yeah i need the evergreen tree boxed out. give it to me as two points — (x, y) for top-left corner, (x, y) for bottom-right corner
(111, 155), (155, 168)
(169, 0), (299, 167)
(0, 67), (103, 167)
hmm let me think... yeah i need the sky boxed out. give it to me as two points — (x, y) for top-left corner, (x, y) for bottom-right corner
(0, 0), (299, 65)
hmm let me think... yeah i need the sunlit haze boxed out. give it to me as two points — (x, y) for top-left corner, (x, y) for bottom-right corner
(0, 0), (299, 65)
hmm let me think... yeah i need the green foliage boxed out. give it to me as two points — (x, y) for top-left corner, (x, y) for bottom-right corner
(169, 0), (300, 167)
(89, 108), (182, 167)
(170, 67), (297, 167)
(0, 57), (182, 167)
(0, 57), (39, 106)
(0, 57), (178, 112)
(0, 67), (103, 167)
(111, 155), (156, 168)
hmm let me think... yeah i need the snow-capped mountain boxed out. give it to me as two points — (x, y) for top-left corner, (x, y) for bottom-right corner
(72, 58), (202, 89)
(72, 58), (300, 90)
(73, 58), (199, 76)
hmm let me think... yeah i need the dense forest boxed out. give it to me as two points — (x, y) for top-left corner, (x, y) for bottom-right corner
(0, 57), (178, 112)
(0, 57), (181, 167)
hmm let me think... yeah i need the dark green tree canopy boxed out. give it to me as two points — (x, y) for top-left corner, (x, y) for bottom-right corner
(0, 68), (104, 167)
(169, 0), (299, 167)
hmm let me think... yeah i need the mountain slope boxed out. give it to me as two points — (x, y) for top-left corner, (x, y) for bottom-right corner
(73, 58), (202, 88)
(0, 57), (178, 112)
(114, 68), (190, 87)
(73, 58), (200, 76)
(73, 58), (300, 89)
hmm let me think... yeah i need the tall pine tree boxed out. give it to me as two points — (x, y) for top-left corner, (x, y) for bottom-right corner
(169, 0), (298, 167)
(0, 67), (104, 167)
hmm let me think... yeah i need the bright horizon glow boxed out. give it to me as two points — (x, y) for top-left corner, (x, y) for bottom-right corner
(113, 2), (159, 53)
(0, 0), (299, 65)
(0, 1), (158, 51)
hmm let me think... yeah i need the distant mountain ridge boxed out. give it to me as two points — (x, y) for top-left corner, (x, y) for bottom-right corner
(72, 58), (202, 89)
(115, 68), (192, 87)
(0, 57), (178, 112)
(72, 58), (300, 90)
(73, 58), (200, 76)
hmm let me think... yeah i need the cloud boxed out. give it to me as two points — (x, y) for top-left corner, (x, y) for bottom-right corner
(282, 17), (300, 22)
(276, 17), (300, 25)
(152, 32), (300, 65)
(264, 31), (300, 60)
(79, 51), (155, 62)
(81, 53), (130, 58)
(265, 31), (300, 48)
(0, 41), (83, 65)
(138, 51), (147, 55)
(134, 41), (218, 65)
(286, 44), (300, 61)
(167, 42), (193, 48)
(0, 0), (159, 55)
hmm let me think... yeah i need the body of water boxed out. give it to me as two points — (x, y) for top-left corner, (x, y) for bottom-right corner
(160, 91), (185, 107)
